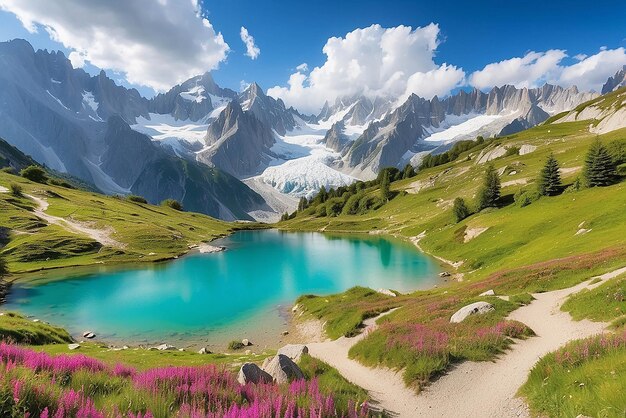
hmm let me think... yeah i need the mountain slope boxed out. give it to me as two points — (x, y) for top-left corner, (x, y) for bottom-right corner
(0, 39), (263, 220)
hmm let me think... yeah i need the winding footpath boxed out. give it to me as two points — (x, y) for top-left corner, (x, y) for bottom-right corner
(308, 266), (626, 417)
(1, 186), (123, 248)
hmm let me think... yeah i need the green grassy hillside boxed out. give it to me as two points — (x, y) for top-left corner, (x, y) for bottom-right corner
(0, 170), (252, 276)
(281, 91), (626, 394)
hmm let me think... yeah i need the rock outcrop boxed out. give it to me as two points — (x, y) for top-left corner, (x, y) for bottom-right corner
(237, 363), (272, 385)
(450, 302), (495, 323)
(262, 354), (305, 384)
(277, 344), (309, 362)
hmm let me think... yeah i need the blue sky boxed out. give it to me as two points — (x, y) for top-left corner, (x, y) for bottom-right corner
(204, 0), (626, 90)
(0, 0), (624, 112)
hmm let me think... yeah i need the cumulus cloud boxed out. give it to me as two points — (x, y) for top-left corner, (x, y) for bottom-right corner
(469, 50), (567, 90)
(0, 0), (229, 91)
(268, 24), (465, 114)
(240, 26), (260, 60)
(296, 63), (308, 72)
(469, 48), (626, 92)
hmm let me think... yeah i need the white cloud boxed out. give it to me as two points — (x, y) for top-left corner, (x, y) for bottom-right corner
(240, 26), (260, 60)
(268, 24), (465, 114)
(469, 50), (567, 90)
(469, 48), (626, 92)
(0, 0), (229, 91)
(296, 63), (308, 72)
(559, 48), (626, 92)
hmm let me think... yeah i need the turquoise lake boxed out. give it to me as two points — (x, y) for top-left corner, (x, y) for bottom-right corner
(5, 230), (441, 348)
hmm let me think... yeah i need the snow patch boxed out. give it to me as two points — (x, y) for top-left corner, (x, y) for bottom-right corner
(50, 78), (61, 84)
(423, 114), (503, 143)
(46, 90), (70, 111)
(179, 85), (206, 103)
(132, 113), (208, 145)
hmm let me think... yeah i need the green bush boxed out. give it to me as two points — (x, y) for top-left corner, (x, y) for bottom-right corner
(504, 146), (520, 157)
(227, 340), (245, 350)
(357, 195), (384, 214)
(1, 167), (16, 175)
(9, 183), (22, 197)
(315, 204), (327, 217)
(48, 178), (74, 189)
(514, 189), (541, 207)
(326, 198), (345, 217)
(342, 192), (364, 215)
(161, 199), (183, 211)
(20, 165), (47, 183)
(127, 195), (148, 204)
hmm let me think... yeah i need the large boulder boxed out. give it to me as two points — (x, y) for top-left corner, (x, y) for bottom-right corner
(277, 344), (309, 362)
(237, 363), (272, 385)
(450, 301), (495, 323)
(262, 354), (304, 384)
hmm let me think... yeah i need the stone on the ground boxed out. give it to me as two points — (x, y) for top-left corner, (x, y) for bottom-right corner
(154, 344), (176, 351)
(282, 330), (289, 336)
(262, 354), (304, 384)
(242, 338), (251, 346)
(377, 288), (396, 297)
(480, 289), (496, 296)
(198, 347), (212, 354)
(439, 271), (451, 277)
(519, 144), (537, 155)
(68, 343), (80, 350)
(450, 301), (495, 323)
(291, 304), (299, 312)
(237, 363), (272, 385)
(277, 344), (309, 362)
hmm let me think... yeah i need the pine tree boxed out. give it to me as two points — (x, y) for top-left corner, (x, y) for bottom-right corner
(380, 170), (391, 202)
(537, 153), (562, 196)
(584, 139), (616, 187)
(318, 186), (328, 203)
(452, 197), (471, 223)
(297, 197), (308, 212)
(477, 164), (501, 210)
(402, 163), (416, 179)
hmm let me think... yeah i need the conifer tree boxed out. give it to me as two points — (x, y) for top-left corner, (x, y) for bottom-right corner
(477, 164), (501, 210)
(297, 197), (308, 212)
(452, 197), (471, 223)
(402, 163), (416, 179)
(584, 139), (616, 187)
(537, 153), (562, 196)
(380, 170), (391, 202)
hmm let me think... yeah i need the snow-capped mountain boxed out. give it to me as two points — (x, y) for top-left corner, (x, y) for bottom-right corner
(0, 39), (264, 220)
(0, 39), (619, 222)
(341, 84), (597, 177)
(602, 65), (626, 94)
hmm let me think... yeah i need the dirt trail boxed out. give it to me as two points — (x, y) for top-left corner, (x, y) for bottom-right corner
(0, 186), (123, 249)
(307, 267), (626, 417)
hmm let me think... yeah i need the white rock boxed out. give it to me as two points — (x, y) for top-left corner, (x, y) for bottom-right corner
(480, 289), (496, 296)
(450, 302), (495, 323)
(519, 144), (537, 155)
(154, 344), (177, 351)
(575, 228), (592, 236)
(68, 343), (80, 350)
(277, 344), (309, 362)
(198, 347), (211, 354)
(377, 288), (396, 297)
(242, 339), (251, 346)
(262, 354), (304, 384)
